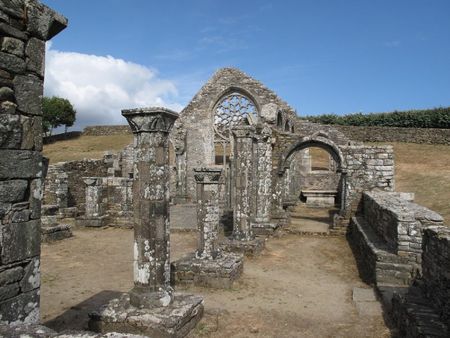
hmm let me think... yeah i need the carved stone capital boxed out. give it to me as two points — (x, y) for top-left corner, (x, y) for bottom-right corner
(122, 107), (179, 134)
(193, 167), (223, 184)
(231, 125), (255, 139)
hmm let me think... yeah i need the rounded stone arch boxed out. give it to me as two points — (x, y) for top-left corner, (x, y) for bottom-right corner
(209, 86), (261, 118)
(279, 135), (346, 174)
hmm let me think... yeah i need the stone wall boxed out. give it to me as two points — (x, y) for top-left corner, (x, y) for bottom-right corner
(83, 125), (131, 136)
(349, 191), (444, 287)
(334, 125), (450, 145)
(0, 0), (66, 324)
(391, 225), (450, 337)
(44, 159), (107, 213)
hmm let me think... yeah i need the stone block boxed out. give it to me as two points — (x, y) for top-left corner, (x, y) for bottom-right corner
(0, 86), (14, 101)
(0, 51), (25, 73)
(41, 224), (72, 243)
(0, 150), (42, 179)
(29, 179), (42, 220)
(1, 37), (24, 57)
(21, 115), (42, 150)
(13, 74), (42, 116)
(25, 37), (45, 77)
(0, 289), (39, 324)
(88, 293), (204, 338)
(222, 237), (265, 257)
(0, 179), (27, 202)
(19, 258), (39, 293)
(172, 252), (243, 289)
(0, 267), (24, 287)
(75, 215), (109, 227)
(0, 219), (40, 264)
(0, 282), (19, 301)
(0, 112), (22, 148)
(26, 1), (68, 40)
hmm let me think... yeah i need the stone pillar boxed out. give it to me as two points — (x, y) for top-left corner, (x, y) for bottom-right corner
(232, 125), (255, 240)
(194, 168), (222, 259)
(75, 177), (108, 227)
(173, 151), (188, 203)
(171, 167), (243, 288)
(0, 1), (66, 324)
(89, 108), (203, 336)
(223, 125), (265, 256)
(122, 107), (178, 307)
(251, 126), (277, 234)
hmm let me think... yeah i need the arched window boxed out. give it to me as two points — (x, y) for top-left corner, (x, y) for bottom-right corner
(277, 111), (283, 128)
(285, 120), (290, 132)
(214, 92), (257, 138)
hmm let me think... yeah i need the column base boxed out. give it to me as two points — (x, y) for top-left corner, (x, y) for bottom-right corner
(88, 293), (203, 338)
(171, 252), (243, 289)
(76, 215), (109, 227)
(251, 221), (279, 236)
(222, 237), (265, 257)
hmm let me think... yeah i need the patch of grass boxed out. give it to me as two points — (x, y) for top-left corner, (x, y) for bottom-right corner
(43, 134), (133, 163)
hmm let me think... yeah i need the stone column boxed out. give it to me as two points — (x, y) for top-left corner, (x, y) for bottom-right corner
(171, 167), (243, 288)
(232, 125), (255, 240)
(194, 167), (222, 259)
(90, 108), (203, 336)
(83, 178), (105, 218)
(224, 125), (265, 256)
(252, 126), (277, 234)
(122, 107), (178, 307)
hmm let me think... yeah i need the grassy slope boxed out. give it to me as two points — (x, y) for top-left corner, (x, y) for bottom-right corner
(43, 135), (450, 223)
(43, 134), (133, 163)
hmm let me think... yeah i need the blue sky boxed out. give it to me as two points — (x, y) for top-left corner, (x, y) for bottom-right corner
(42, 0), (450, 128)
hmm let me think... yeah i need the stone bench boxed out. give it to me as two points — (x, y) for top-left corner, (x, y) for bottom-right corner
(301, 190), (337, 208)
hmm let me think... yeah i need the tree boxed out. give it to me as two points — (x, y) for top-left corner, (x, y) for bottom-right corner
(42, 96), (76, 135)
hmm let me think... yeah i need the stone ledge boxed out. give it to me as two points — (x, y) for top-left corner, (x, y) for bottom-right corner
(171, 252), (243, 289)
(88, 293), (203, 338)
(76, 215), (109, 228)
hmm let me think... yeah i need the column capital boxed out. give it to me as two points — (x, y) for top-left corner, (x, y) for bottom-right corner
(193, 167), (222, 184)
(231, 125), (255, 139)
(122, 107), (178, 134)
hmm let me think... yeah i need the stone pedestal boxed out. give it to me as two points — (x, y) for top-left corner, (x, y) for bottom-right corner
(172, 168), (243, 288)
(76, 177), (109, 227)
(89, 107), (203, 337)
(223, 126), (265, 256)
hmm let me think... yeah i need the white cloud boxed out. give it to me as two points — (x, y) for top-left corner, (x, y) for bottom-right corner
(44, 42), (183, 129)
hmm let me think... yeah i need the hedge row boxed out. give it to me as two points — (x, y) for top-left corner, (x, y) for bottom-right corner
(301, 107), (450, 129)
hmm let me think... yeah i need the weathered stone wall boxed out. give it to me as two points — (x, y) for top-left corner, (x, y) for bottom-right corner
(44, 159), (107, 213)
(0, 0), (66, 324)
(349, 191), (444, 287)
(334, 125), (450, 145)
(421, 226), (450, 327)
(173, 67), (298, 200)
(82, 125), (131, 136)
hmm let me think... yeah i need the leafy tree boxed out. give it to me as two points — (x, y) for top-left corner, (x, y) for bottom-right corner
(42, 96), (77, 135)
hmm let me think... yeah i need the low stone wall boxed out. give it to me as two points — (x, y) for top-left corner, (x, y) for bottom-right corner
(349, 191), (444, 287)
(83, 125), (131, 136)
(43, 131), (82, 144)
(334, 125), (450, 145)
(392, 226), (450, 337)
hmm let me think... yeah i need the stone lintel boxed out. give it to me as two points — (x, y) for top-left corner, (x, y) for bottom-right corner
(121, 107), (178, 134)
(222, 237), (265, 257)
(88, 293), (204, 338)
(171, 252), (243, 289)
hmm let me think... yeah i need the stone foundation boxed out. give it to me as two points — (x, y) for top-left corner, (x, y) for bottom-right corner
(222, 237), (265, 257)
(75, 215), (109, 228)
(88, 293), (203, 338)
(172, 252), (243, 289)
(41, 223), (72, 243)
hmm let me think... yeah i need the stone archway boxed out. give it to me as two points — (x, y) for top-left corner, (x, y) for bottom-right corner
(278, 135), (348, 214)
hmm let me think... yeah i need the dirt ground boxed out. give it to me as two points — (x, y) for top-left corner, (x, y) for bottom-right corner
(41, 208), (391, 338)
